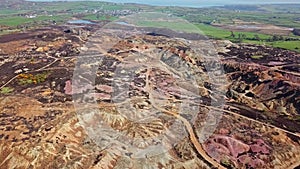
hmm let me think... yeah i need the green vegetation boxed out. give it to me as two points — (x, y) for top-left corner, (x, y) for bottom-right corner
(40, 1), (121, 11)
(220, 159), (234, 168)
(268, 41), (300, 52)
(171, 5), (300, 29)
(295, 115), (300, 122)
(134, 20), (300, 52)
(18, 72), (49, 85)
(194, 23), (300, 52)
(0, 16), (32, 27)
(0, 14), (72, 27)
(196, 24), (269, 39)
(136, 20), (202, 33)
(251, 55), (264, 59)
(0, 87), (14, 94)
(0, 1), (299, 52)
(83, 14), (118, 21)
(35, 14), (72, 22)
(0, 9), (29, 16)
(195, 23), (231, 38)
(0, 1), (141, 27)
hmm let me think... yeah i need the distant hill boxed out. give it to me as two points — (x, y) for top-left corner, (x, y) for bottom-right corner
(26, 0), (300, 8)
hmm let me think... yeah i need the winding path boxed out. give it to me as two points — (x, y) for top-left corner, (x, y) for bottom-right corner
(144, 68), (226, 169)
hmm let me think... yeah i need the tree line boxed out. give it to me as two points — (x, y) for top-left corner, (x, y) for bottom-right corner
(229, 31), (300, 43)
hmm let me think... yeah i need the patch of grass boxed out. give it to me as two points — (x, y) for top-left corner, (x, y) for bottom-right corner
(220, 158), (234, 168)
(174, 5), (300, 29)
(0, 14), (72, 27)
(0, 87), (14, 94)
(0, 16), (32, 27)
(0, 29), (20, 36)
(0, 9), (29, 16)
(136, 20), (202, 33)
(195, 23), (300, 52)
(251, 55), (264, 59)
(196, 23), (271, 40)
(18, 72), (49, 85)
(295, 115), (300, 122)
(267, 41), (300, 52)
(195, 23), (231, 39)
(40, 1), (137, 12)
(34, 14), (72, 22)
(83, 14), (118, 21)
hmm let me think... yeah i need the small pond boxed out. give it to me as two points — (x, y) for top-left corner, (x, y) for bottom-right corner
(115, 21), (131, 26)
(67, 20), (95, 24)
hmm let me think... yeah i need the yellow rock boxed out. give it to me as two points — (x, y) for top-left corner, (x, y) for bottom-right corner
(41, 89), (52, 96)
(36, 46), (49, 52)
(36, 47), (44, 52)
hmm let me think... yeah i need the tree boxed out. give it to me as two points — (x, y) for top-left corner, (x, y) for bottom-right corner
(241, 34), (247, 39)
(271, 35), (279, 41)
(253, 34), (260, 41)
(237, 33), (246, 42)
(279, 35), (284, 41)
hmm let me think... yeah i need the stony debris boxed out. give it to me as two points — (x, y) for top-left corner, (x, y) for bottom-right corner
(0, 25), (299, 169)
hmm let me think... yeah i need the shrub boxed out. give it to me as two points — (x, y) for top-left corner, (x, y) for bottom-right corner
(18, 72), (49, 85)
(0, 87), (14, 94)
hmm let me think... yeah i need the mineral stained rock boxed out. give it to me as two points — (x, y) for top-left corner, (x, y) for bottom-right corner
(0, 25), (300, 169)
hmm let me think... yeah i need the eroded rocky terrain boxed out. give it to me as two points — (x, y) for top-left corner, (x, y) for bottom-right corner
(0, 22), (300, 169)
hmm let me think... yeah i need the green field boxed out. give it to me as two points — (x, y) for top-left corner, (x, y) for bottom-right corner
(133, 20), (300, 52)
(83, 14), (118, 21)
(136, 20), (202, 33)
(0, 16), (32, 27)
(0, 15), (72, 27)
(0, 1), (299, 52)
(0, 9), (29, 16)
(268, 41), (300, 52)
(195, 23), (300, 52)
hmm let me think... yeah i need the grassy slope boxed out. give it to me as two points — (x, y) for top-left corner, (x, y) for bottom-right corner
(136, 20), (202, 33)
(83, 14), (118, 21)
(0, 17), (32, 27)
(135, 20), (300, 52)
(0, 15), (72, 27)
(268, 41), (300, 52)
(196, 23), (300, 52)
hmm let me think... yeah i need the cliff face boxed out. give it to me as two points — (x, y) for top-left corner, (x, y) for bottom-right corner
(0, 27), (300, 169)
